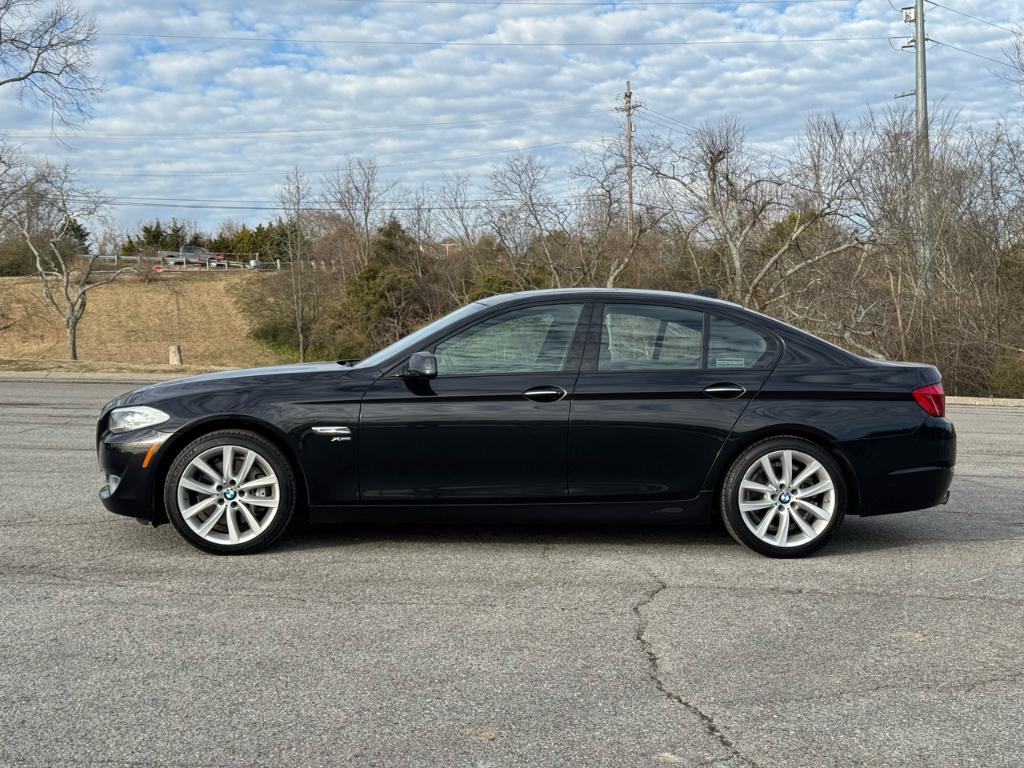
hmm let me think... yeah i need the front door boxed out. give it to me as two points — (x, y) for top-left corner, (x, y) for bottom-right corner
(569, 303), (778, 501)
(358, 302), (590, 502)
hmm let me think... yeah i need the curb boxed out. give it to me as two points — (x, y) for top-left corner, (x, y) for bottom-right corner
(1, 371), (1023, 404)
(0, 370), (185, 383)
(947, 396), (1024, 408)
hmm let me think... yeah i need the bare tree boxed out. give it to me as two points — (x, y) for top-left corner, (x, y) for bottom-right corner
(436, 173), (482, 252)
(16, 162), (132, 360)
(572, 139), (673, 287)
(637, 116), (864, 309)
(1006, 32), (1024, 97)
(278, 169), (312, 362)
(399, 183), (439, 280)
(0, 0), (100, 124)
(0, 141), (22, 221)
(639, 117), (775, 302)
(486, 152), (578, 288)
(322, 158), (396, 269)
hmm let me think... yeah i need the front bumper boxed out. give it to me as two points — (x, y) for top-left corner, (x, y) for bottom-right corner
(97, 428), (173, 523)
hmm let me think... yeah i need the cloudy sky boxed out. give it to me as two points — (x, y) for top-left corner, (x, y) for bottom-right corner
(3, 0), (1022, 232)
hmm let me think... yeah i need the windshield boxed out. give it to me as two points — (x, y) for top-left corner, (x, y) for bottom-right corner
(354, 302), (486, 369)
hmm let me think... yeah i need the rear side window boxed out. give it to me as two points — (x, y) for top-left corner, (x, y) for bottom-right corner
(599, 304), (704, 371)
(708, 315), (774, 369)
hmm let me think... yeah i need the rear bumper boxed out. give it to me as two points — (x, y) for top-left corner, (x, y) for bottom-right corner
(847, 416), (956, 516)
(862, 464), (955, 515)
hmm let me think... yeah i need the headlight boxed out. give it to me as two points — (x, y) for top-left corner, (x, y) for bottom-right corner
(108, 406), (170, 434)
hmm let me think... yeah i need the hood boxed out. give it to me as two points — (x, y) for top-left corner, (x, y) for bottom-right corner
(102, 361), (355, 412)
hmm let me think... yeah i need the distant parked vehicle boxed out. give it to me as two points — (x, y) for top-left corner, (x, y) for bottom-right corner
(160, 245), (225, 267)
(182, 245), (224, 265)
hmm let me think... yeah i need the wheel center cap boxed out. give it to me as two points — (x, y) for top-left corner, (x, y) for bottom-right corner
(224, 488), (237, 500)
(779, 491), (792, 504)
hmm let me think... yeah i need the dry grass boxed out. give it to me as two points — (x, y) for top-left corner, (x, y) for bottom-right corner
(0, 272), (289, 370)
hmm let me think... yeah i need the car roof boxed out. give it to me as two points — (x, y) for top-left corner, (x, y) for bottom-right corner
(475, 288), (741, 311)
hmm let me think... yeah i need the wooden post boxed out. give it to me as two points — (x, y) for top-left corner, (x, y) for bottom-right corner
(169, 345), (183, 366)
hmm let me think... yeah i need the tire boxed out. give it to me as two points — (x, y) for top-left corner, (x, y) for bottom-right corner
(720, 436), (846, 558)
(163, 429), (296, 555)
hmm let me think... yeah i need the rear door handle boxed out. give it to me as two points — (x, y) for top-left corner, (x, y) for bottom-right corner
(704, 383), (746, 399)
(523, 386), (567, 403)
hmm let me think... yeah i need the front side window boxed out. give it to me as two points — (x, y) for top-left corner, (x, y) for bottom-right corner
(598, 304), (704, 371)
(435, 304), (584, 375)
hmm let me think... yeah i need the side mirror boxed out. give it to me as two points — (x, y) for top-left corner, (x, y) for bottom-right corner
(402, 350), (437, 379)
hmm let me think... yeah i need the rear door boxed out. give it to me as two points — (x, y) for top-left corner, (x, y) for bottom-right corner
(358, 302), (591, 502)
(568, 302), (779, 501)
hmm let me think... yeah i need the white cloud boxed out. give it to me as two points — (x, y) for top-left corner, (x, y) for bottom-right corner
(4, 0), (1020, 231)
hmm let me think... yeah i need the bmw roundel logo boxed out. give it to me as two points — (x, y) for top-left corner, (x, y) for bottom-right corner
(224, 488), (237, 500)
(779, 491), (792, 504)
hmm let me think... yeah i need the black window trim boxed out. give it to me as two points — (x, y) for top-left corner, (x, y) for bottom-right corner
(581, 299), (782, 374)
(383, 299), (594, 379)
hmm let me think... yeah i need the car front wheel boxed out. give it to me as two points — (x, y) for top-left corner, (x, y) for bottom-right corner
(720, 437), (846, 558)
(163, 429), (296, 554)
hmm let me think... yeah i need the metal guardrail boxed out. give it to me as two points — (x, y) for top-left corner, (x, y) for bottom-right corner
(92, 252), (283, 270)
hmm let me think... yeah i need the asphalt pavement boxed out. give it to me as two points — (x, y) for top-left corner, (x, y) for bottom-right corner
(0, 378), (1021, 768)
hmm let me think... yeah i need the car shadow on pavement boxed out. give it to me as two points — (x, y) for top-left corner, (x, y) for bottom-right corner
(273, 519), (738, 554)
(112, 505), (998, 557)
(266, 505), (1000, 557)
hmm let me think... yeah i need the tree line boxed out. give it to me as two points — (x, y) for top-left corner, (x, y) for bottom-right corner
(144, 107), (1020, 397)
(1, 0), (1023, 393)
(3, 106), (1024, 394)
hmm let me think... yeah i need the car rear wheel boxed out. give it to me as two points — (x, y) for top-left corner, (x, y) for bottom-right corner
(720, 437), (846, 558)
(163, 430), (296, 554)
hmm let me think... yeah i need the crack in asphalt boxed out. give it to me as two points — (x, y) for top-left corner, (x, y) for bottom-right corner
(632, 567), (762, 768)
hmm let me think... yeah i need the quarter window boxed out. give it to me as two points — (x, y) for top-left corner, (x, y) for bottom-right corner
(598, 304), (704, 371)
(708, 315), (773, 369)
(435, 304), (584, 375)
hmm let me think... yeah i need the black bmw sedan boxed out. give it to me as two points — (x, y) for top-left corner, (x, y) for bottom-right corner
(97, 289), (955, 557)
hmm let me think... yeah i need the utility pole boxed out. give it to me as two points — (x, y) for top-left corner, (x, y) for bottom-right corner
(616, 81), (641, 240)
(913, 0), (928, 157)
(903, 1), (931, 283)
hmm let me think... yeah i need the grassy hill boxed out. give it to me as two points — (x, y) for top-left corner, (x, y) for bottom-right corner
(0, 272), (289, 372)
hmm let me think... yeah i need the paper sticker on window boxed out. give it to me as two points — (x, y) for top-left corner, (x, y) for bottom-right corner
(715, 357), (745, 368)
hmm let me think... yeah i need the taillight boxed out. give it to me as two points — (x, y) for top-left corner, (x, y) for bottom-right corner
(913, 383), (945, 417)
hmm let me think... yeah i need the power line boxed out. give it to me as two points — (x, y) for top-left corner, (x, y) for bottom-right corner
(639, 106), (695, 132)
(933, 39), (1015, 67)
(99, 31), (899, 47)
(76, 138), (600, 178)
(925, 1), (1018, 35)
(335, 0), (856, 4)
(4, 102), (608, 141)
(65, 189), (604, 207)
(637, 106), (779, 158)
(636, 113), (685, 133)
(61, 197), (596, 213)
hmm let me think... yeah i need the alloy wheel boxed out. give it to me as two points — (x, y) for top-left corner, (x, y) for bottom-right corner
(738, 449), (836, 548)
(175, 444), (280, 546)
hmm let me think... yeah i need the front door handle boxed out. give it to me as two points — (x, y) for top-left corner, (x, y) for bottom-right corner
(704, 383), (747, 399)
(523, 386), (567, 403)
